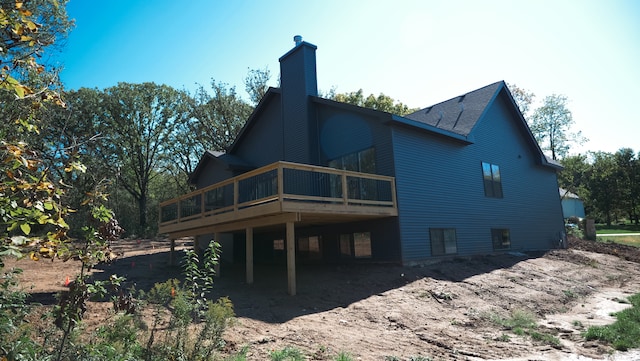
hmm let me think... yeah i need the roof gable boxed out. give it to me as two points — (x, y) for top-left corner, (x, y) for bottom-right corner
(228, 87), (281, 153)
(404, 81), (502, 137)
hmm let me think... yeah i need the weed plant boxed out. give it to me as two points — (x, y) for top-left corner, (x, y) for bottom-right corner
(270, 346), (305, 361)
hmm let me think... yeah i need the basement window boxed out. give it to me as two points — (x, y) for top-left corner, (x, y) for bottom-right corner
(340, 234), (352, 257)
(491, 228), (511, 250)
(339, 232), (372, 259)
(298, 236), (322, 259)
(354, 232), (372, 258)
(430, 228), (457, 256)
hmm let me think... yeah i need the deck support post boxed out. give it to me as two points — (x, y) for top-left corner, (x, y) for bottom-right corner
(214, 232), (221, 277)
(169, 238), (176, 266)
(246, 227), (253, 284)
(286, 221), (296, 296)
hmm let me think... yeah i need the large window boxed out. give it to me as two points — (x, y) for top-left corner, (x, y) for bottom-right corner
(328, 147), (376, 174)
(329, 148), (377, 200)
(339, 232), (372, 259)
(430, 228), (457, 256)
(491, 228), (511, 250)
(482, 162), (503, 198)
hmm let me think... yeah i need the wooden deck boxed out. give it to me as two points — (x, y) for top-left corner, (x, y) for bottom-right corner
(158, 161), (397, 237)
(158, 161), (397, 295)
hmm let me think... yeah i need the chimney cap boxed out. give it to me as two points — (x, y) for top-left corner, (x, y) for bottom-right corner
(293, 35), (303, 46)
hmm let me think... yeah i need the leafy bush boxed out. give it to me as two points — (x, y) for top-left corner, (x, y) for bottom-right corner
(0, 268), (41, 361)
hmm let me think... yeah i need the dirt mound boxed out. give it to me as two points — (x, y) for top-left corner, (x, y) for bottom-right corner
(568, 236), (640, 263)
(4, 238), (640, 360)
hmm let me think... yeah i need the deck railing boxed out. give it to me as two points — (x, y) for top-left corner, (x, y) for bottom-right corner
(159, 161), (397, 227)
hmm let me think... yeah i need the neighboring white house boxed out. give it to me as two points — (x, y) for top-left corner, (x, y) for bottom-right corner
(559, 188), (585, 219)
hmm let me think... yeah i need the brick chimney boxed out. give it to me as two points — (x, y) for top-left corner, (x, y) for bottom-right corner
(279, 35), (318, 164)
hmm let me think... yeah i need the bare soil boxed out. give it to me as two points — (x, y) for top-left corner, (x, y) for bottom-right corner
(5, 237), (640, 360)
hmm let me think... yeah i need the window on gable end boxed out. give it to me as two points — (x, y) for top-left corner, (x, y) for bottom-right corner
(482, 162), (503, 198)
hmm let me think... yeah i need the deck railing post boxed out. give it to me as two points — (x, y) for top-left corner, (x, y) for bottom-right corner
(341, 172), (348, 205)
(233, 179), (239, 213)
(277, 163), (284, 205)
(177, 199), (181, 221)
(391, 178), (397, 208)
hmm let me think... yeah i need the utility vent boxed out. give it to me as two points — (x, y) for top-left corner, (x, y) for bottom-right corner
(294, 35), (303, 46)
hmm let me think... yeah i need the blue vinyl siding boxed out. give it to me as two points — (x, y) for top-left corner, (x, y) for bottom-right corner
(316, 105), (395, 177)
(194, 159), (233, 189)
(280, 43), (317, 164)
(235, 96), (284, 167)
(393, 92), (564, 264)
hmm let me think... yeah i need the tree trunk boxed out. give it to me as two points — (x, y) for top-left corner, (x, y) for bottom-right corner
(138, 194), (147, 237)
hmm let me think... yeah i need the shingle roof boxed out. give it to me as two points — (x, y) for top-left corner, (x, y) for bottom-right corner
(404, 81), (503, 137)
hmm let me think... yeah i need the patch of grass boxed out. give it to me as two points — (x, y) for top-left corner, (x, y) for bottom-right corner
(225, 346), (249, 361)
(596, 236), (640, 247)
(529, 330), (561, 346)
(334, 351), (353, 361)
(484, 309), (560, 347)
(563, 289), (578, 299)
(572, 320), (584, 329)
(595, 223), (640, 233)
(408, 356), (433, 361)
(270, 346), (305, 361)
(584, 293), (640, 351)
(496, 333), (511, 342)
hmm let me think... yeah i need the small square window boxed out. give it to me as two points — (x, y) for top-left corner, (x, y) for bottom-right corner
(491, 229), (511, 250)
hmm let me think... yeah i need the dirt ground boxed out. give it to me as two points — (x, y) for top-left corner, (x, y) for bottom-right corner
(4, 237), (640, 361)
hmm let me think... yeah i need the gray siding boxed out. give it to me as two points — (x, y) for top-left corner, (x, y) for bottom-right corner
(393, 92), (564, 264)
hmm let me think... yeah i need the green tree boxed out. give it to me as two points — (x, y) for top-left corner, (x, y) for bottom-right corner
(329, 89), (418, 116)
(244, 66), (271, 106)
(587, 151), (622, 226)
(529, 94), (586, 160)
(191, 79), (253, 152)
(99, 82), (192, 236)
(558, 154), (590, 202)
(614, 148), (639, 224)
(506, 83), (535, 119)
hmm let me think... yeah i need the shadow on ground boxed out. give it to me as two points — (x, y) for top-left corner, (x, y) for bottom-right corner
(26, 243), (534, 323)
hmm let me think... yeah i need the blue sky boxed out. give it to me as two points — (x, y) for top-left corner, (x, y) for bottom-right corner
(52, 0), (639, 155)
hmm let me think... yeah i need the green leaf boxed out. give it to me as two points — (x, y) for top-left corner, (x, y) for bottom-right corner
(10, 235), (30, 245)
(20, 222), (31, 235)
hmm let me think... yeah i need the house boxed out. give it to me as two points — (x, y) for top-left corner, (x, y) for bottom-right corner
(159, 37), (565, 295)
(559, 188), (586, 219)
